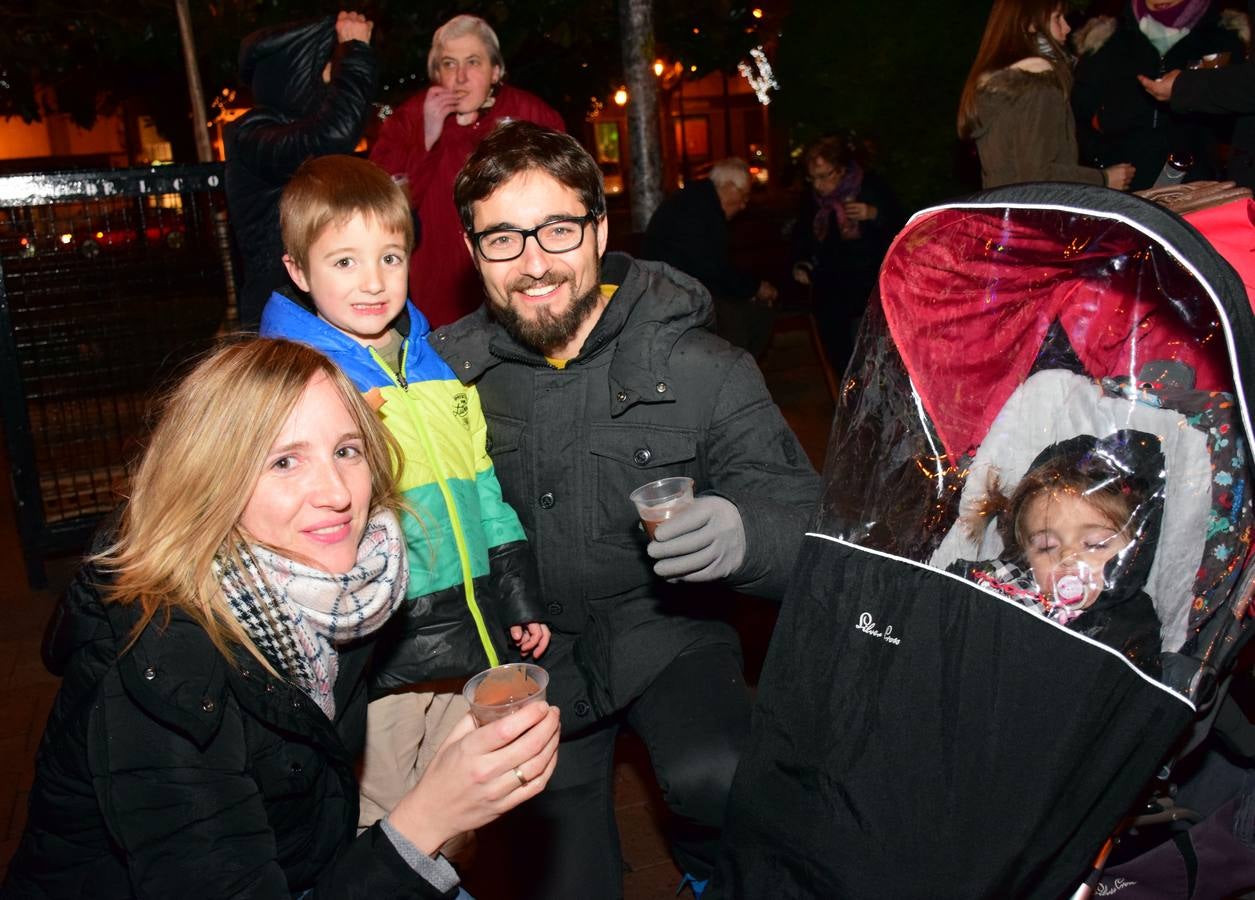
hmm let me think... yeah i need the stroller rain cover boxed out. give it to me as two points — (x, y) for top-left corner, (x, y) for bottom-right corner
(712, 184), (1255, 899)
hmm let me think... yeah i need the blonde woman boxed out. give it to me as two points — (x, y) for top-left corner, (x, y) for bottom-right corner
(3, 338), (559, 898)
(958, 0), (1135, 189)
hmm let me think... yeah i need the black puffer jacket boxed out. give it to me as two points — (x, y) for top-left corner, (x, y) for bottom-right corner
(2, 560), (454, 898)
(224, 16), (379, 328)
(1072, 4), (1245, 190)
(432, 254), (820, 726)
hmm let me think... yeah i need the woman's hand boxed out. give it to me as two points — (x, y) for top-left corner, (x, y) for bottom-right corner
(842, 202), (877, 222)
(423, 87), (461, 150)
(510, 622), (551, 658)
(1138, 70), (1179, 103)
(1103, 163), (1136, 191)
(792, 262), (812, 286)
(387, 702), (560, 855)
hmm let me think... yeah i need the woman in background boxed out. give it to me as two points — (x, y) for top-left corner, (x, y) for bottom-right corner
(791, 135), (903, 376)
(959, 0), (1135, 190)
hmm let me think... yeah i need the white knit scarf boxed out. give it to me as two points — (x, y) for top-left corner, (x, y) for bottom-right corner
(216, 509), (408, 719)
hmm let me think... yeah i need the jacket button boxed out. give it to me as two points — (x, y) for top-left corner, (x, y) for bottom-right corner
(656, 382), (668, 393)
(436, 332), (446, 342)
(289, 761), (303, 775)
(539, 491), (555, 509)
(574, 700), (591, 716)
(463, 360), (471, 370)
(142, 666), (157, 681)
(633, 448), (652, 465)
(616, 390), (628, 402)
(485, 436), (493, 453)
(547, 601), (563, 615)
(265, 683), (276, 693)
(240, 668), (252, 679)
(201, 698), (216, 713)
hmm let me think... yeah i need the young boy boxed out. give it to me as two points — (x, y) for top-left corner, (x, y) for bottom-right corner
(261, 153), (548, 833)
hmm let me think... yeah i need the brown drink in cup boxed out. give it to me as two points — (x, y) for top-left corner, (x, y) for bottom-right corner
(463, 662), (549, 726)
(629, 476), (695, 538)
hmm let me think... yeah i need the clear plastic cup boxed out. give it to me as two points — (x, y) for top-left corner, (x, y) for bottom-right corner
(463, 662), (549, 726)
(629, 476), (695, 539)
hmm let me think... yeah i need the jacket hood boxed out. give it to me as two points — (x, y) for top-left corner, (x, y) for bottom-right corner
(433, 252), (716, 416)
(259, 287), (450, 392)
(239, 15), (336, 117)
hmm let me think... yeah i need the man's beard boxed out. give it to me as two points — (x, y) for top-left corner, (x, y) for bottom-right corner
(489, 272), (602, 356)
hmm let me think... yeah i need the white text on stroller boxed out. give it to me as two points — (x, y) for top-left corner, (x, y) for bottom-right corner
(856, 613), (901, 645)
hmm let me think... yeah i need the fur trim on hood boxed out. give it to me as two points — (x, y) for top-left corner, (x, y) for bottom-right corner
(1072, 15), (1117, 56)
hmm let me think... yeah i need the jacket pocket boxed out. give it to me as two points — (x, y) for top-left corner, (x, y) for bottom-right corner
(484, 413), (527, 509)
(589, 423), (698, 543)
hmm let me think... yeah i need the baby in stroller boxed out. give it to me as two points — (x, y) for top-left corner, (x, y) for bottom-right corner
(949, 429), (1164, 676)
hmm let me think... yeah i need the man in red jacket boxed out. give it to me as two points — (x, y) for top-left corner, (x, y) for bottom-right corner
(370, 15), (564, 327)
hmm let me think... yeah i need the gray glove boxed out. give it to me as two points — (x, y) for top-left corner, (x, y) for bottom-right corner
(647, 495), (746, 582)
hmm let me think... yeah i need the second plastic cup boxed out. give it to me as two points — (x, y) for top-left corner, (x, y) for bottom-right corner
(463, 662), (549, 726)
(629, 476), (695, 539)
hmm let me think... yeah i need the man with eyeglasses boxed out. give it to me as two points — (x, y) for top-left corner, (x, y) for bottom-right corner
(433, 121), (820, 899)
(643, 158), (779, 358)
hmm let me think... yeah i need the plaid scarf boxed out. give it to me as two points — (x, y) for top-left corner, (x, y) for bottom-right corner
(216, 509), (408, 719)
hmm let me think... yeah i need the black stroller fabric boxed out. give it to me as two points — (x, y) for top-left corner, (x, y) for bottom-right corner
(711, 184), (1255, 899)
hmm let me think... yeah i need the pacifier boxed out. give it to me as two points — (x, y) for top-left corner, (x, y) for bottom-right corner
(1045, 561), (1096, 625)
(1054, 574), (1086, 607)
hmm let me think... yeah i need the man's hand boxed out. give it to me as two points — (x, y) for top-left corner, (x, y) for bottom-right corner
(1138, 70), (1179, 102)
(423, 86), (461, 150)
(647, 495), (747, 582)
(792, 262), (812, 286)
(755, 280), (778, 306)
(335, 10), (373, 44)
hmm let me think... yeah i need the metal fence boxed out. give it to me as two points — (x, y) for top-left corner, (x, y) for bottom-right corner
(0, 164), (235, 587)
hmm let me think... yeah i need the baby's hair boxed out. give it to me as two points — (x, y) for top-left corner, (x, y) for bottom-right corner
(963, 448), (1146, 551)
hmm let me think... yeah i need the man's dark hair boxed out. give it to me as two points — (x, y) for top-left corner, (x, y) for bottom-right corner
(455, 121), (606, 233)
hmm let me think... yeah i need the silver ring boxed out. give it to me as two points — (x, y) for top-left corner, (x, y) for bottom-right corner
(513, 766), (528, 787)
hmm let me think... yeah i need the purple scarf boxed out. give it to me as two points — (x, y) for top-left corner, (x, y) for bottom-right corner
(1132, 0), (1209, 30)
(812, 161), (864, 242)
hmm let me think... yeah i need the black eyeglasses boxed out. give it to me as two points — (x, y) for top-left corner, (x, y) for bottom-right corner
(470, 214), (597, 262)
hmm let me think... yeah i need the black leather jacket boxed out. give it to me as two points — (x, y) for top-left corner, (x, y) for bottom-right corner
(224, 15), (379, 328)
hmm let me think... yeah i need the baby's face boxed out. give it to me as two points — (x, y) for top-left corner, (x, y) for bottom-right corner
(1022, 490), (1131, 609)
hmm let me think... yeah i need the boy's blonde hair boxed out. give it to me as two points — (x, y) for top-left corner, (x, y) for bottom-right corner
(280, 154), (414, 272)
(97, 338), (403, 672)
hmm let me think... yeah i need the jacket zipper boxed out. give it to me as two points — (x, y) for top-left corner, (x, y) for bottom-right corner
(369, 342), (500, 668)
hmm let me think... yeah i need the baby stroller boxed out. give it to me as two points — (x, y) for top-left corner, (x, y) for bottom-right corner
(711, 183), (1255, 898)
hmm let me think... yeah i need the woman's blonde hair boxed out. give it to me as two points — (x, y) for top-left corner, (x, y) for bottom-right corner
(96, 338), (402, 670)
(957, 0), (1072, 139)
